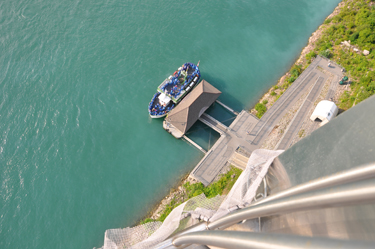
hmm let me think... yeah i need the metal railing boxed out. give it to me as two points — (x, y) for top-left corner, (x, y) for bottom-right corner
(154, 163), (375, 249)
(173, 231), (375, 249)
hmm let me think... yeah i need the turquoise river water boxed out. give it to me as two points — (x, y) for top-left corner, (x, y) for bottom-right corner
(0, 0), (341, 248)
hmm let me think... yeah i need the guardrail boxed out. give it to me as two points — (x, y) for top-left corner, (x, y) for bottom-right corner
(155, 163), (375, 249)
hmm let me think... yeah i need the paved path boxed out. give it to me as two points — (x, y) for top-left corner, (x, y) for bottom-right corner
(276, 76), (326, 149)
(189, 56), (344, 185)
(276, 57), (343, 150)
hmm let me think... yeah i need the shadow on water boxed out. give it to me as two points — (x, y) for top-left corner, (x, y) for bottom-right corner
(205, 102), (237, 127)
(203, 73), (244, 111)
(185, 120), (221, 152)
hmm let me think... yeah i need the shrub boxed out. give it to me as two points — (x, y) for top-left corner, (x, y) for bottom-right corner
(270, 91), (277, 96)
(255, 103), (267, 118)
(349, 32), (360, 42)
(262, 99), (268, 105)
(319, 49), (332, 58)
(306, 51), (317, 62)
(288, 76), (296, 83)
(140, 218), (154, 224)
(324, 18), (332, 24)
(290, 64), (302, 77)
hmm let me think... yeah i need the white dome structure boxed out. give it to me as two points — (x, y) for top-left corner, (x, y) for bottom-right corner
(310, 100), (339, 126)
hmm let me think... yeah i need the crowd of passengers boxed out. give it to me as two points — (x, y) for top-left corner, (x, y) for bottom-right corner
(149, 63), (200, 116)
(160, 63), (200, 98)
(149, 102), (175, 116)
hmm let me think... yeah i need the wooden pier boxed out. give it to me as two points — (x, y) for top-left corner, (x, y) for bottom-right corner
(189, 56), (344, 186)
(161, 56), (344, 186)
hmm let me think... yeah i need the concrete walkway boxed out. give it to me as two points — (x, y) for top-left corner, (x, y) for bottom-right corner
(189, 56), (343, 185)
(276, 57), (343, 150)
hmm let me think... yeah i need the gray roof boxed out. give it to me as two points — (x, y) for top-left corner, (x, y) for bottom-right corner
(165, 80), (221, 134)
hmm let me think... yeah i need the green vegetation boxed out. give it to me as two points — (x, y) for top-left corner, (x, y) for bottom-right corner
(262, 99), (268, 105)
(255, 103), (267, 118)
(306, 51), (317, 62)
(183, 166), (242, 199)
(283, 64), (304, 89)
(252, 1), (375, 118)
(307, 0), (375, 109)
(298, 129), (305, 138)
(140, 218), (154, 225)
(142, 166), (243, 224)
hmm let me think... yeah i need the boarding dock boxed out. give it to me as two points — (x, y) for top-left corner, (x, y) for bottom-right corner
(164, 56), (343, 186)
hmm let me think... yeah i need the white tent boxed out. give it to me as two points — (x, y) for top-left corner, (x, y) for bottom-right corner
(310, 100), (339, 126)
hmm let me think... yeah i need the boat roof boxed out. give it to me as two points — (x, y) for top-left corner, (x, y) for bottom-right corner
(159, 92), (171, 105)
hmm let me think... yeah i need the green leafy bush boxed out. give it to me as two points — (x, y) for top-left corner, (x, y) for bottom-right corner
(290, 64), (302, 77)
(288, 76), (296, 83)
(306, 51), (317, 62)
(255, 103), (267, 118)
(319, 49), (332, 58)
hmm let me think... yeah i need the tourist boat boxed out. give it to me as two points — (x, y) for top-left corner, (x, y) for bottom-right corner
(148, 62), (200, 118)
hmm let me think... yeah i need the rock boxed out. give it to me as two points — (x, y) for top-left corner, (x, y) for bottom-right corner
(341, 41), (351, 47)
(353, 48), (359, 52)
(279, 75), (286, 84)
(231, 174), (236, 178)
(363, 50), (370, 56)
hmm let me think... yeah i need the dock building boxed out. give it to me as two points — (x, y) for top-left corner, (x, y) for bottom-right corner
(163, 80), (221, 138)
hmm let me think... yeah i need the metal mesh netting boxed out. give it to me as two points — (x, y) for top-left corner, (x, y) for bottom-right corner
(101, 194), (225, 249)
(210, 149), (284, 221)
(99, 149), (283, 249)
(103, 222), (162, 249)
